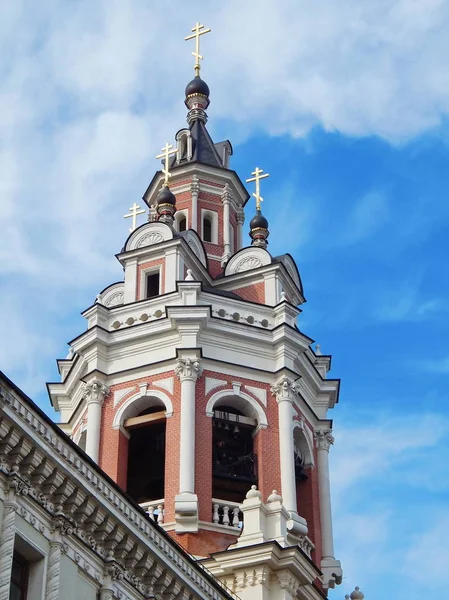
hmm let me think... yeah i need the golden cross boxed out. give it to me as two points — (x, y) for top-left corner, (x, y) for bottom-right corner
(156, 142), (178, 186)
(185, 22), (211, 76)
(246, 167), (270, 211)
(124, 202), (146, 232)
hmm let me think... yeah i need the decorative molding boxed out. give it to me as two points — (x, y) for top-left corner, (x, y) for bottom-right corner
(224, 246), (271, 276)
(113, 387), (134, 408)
(152, 377), (174, 395)
(104, 291), (124, 307)
(315, 428), (334, 452)
(136, 232), (164, 248)
(235, 256), (262, 272)
(244, 385), (267, 407)
(175, 358), (203, 383)
(205, 377), (226, 396)
(270, 376), (301, 404)
(83, 380), (109, 406)
(125, 221), (173, 252)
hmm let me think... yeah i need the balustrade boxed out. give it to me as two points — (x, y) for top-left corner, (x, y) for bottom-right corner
(139, 499), (164, 525)
(212, 499), (242, 529)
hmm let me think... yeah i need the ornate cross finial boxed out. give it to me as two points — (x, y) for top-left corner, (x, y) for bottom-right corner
(124, 202), (146, 232)
(185, 22), (211, 76)
(156, 142), (178, 186)
(246, 167), (270, 211)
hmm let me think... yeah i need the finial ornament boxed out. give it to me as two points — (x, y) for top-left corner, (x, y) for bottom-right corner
(185, 22), (211, 76)
(156, 142), (178, 187)
(246, 167), (270, 211)
(124, 202), (146, 232)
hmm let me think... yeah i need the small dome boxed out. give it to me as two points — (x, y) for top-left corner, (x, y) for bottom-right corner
(185, 76), (210, 98)
(350, 587), (364, 600)
(250, 210), (268, 230)
(156, 185), (176, 206)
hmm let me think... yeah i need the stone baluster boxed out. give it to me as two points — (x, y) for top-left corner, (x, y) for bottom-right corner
(147, 505), (155, 521)
(222, 506), (230, 526)
(83, 379), (109, 463)
(232, 507), (240, 528)
(157, 504), (164, 525)
(213, 504), (219, 524)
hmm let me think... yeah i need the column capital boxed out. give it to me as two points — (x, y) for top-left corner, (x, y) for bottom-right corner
(175, 358), (203, 382)
(190, 174), (200, 194)
(315, 428), (334, 451)
(236, 208), (245, 225)
(83, 379), (109, 406)
(270, 376), (300, 404)
(221, 183), (232, 204)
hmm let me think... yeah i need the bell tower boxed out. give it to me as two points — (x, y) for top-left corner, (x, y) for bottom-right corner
(47, 23), (343, 596)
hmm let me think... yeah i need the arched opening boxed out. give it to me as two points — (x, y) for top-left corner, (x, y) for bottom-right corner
(212, 403), (258, 502)
(203, 216), (212, 243)
(125, 403), (166, 504)
(179, 216), (187, 232)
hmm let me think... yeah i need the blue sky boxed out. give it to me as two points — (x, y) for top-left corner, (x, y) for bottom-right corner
(1, 2), (449, 598)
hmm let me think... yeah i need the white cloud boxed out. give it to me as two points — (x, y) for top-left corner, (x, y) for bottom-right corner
(330, 412), (449, 598)
(403, 514), (449, 585)
(373, 276), (444, 323)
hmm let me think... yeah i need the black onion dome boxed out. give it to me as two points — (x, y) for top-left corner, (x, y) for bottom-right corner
(185, 75), (210, 98)
(156, 185), (176, 206)
(250, 210), (268, 230)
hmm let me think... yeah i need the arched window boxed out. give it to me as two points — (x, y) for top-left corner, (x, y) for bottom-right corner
(212, 404), (258, 503)
(125, 403), (166, 503)
(203, 216), (212, 242)
(179, 216), (187, 232)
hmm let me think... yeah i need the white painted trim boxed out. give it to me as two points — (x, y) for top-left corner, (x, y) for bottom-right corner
(139, 264), (162, 301)
(201, 208), (218, 244)
(174, 209), (189, 232)
(293, 421), (315, 468)
(113, 388), (174, 431)
(205, 388), (268, 428)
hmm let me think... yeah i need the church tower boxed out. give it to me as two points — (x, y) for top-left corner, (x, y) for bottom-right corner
(47, 23), (342, 595)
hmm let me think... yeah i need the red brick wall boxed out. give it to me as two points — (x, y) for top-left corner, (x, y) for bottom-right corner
(232, 282), (265, 304)
(168, 529), (236, 557)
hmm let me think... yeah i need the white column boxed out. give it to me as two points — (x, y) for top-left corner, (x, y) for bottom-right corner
(190, 175), (199, 232)
(271, 377), (298, 514)
(236, 210), (245, 250)
(315, 428), (335, 560)
(175, 358), (202, 493)
(221, 184), (232, 265)
(0, 498), (16, 600)
(84, 380), (109, 463)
